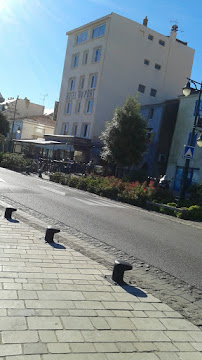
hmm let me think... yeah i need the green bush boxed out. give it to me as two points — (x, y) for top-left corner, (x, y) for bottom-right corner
(0, 153), (34, 172)
(189, 184), (202, 206)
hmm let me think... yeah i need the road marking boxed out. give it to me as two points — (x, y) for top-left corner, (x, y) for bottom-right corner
(40, 186), (66, 196)
(0, 178), (6, 183)
(72, 197), (125, 208)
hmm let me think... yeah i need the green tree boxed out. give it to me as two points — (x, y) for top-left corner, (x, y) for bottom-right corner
(100, 96), (148, 170)
(0, 111), (10, 137)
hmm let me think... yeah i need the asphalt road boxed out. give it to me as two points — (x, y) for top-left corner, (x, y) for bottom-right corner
(0, 167), (202, 289)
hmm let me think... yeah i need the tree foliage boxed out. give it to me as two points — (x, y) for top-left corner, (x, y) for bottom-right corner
(0, 111), (10, 137)
(100, 96), (148, 167)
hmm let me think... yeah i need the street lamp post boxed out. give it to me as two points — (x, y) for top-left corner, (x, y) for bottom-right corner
(178, 78), (202, 206)
(10, 95), (19, 152)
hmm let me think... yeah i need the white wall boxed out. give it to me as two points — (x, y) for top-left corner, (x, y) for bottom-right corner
(56, 13), (194, 142)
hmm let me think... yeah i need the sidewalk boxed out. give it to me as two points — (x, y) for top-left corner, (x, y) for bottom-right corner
(0, 206), (202, 359)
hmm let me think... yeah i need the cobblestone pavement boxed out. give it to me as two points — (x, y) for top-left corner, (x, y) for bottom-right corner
(0, 201), (202, 358)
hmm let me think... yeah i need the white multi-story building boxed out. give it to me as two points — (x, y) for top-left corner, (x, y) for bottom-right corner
(55, 12), (194, 156)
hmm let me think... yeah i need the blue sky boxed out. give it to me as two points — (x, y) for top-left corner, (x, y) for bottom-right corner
(1, 0), (201, 109)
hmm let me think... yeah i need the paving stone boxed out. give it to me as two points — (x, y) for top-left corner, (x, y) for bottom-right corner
(74, 301), (104, 310)
(191, 343), (202, 351)
(24, 343), (48, 354)
(166, 331), (195, 342)
(0, 290), (18, 299)
(43, 354), (108, 360)
(2, 331), (38, 344)
(18, 291), (38, 300)
(155, 353), (180, 360)
(154, 342), (178, 351)
(56, 330), (85, 342)
(94, 343), (119, 353)
(132, 318), (166, 330)
(39, 331), (57, 343)
(106, 353), (159, 360)
(82, 292), (115, 301)
(7, 309), (35, 317)
(23, 284), (43, 291)
(0, 344), (22, 356)
(102, 302), (133, 310)
(25, 300), (75, 309)
(27, 317), (63, 330)
(131, 310), (147, 318)
(174, 342), (196, 351)
(0, 317), (27, 330)
(37, 290), (85, 301)
(96, 310), (115, 317)
(68, 309), (97, 317)
(106, 317), (135, 330)
(116, 342), (137, 352)
(3, 283), (22, 290)
(82, 330), (137, 342)
(70, 343), (95, 353)
(35, 309), (52, 316)
(131, 303), (156, 311)
(188, 331), (202, 342)
(91, 318), (110, 330)
(52, 309), (69, 316)
(160, 318), (199, 331)
(135, 342), (158, 352)
(176, 353), (202, 360)
(62, 316), (94, 330)
(135, 330), (170, 342)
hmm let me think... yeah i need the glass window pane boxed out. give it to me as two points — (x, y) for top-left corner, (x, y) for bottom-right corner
(92, 24), (106, 39)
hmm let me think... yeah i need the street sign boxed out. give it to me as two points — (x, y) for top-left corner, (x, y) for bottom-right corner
(184, 145), (195, 159)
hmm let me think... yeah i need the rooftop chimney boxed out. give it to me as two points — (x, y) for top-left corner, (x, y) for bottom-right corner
(143, 16), (148, 26)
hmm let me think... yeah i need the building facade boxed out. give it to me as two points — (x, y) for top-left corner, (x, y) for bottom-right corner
(55, 12), (194, 156)
(141, 99), (179, 178)
(166, 93), (202, 190)
(0, 97), (44, 120)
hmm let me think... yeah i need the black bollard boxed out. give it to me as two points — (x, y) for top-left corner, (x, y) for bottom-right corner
(5, 207), (17, 220)
(112, 259), (133, 284)
(45, 227), (60, 243)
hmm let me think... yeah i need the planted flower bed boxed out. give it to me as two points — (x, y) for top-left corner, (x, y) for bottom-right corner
(49, 173), (202, 221)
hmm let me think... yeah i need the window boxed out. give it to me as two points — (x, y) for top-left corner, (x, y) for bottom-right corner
(159, 39), (165, 46)
(63, 124), (69, 135)
(86, 100), (93, 113)
(148, 108), (154, 119)
(69, 78), (75, 91)
(155, 64), (161, 70)
(138, 84), (145, 93)
(144, 59), (150, 65)
(72, 54), (79, 68)
(82, 124), (90, 138)
(93, 47), (101, 63)
(148, 34), (153, 40)
(92, 24), (106, 39)
(90, 74), (97, 89)
(66, 102), (72, 114)
(72, 123), (78, 136)
(150, 88), (157, 97)
(79, 76), (85, 89)
(76, 31), (88, 44)
(76, 101), (81, 113)
(83, 51), (89, 65)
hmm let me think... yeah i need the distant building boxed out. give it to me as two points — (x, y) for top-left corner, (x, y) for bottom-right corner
(55, 12), (194, 161)
(0, 97), (44, 120)
(166, 93), (202, 190)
